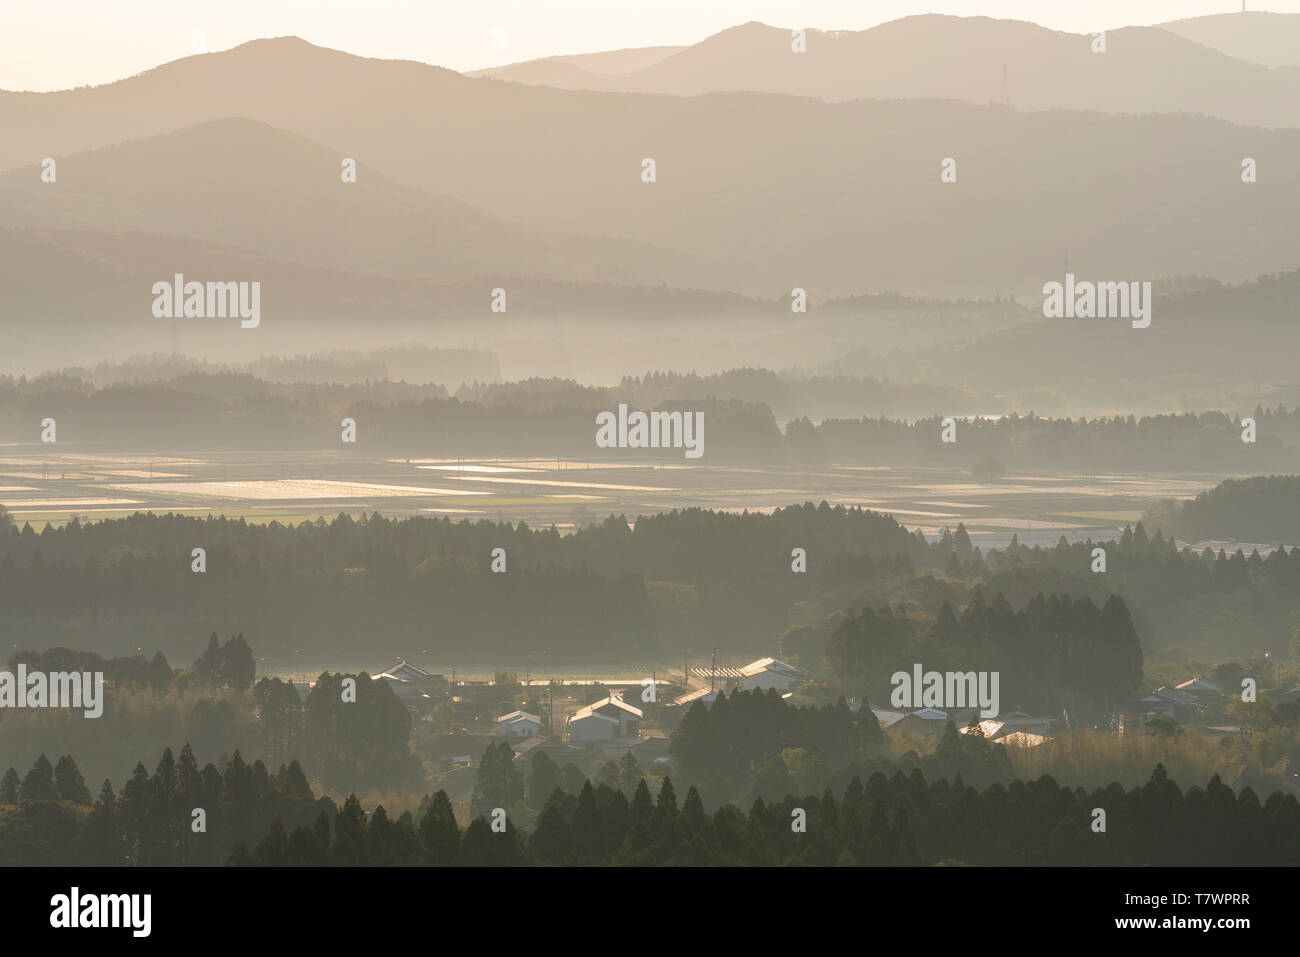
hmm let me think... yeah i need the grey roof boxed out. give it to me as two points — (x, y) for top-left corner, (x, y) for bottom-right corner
(739, 657), (806, 678)
(372, 659), (443, 683)
(511, 737), (580, 759)
(571, 694), (644, 721)
(1141, 686), (1198, 707)
(869, 707), (906, 728)
(1175, 676), (1224, 694)
(670, 687), (719, 707)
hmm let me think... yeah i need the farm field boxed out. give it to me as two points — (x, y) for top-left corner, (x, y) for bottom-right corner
(0, 446), (1229, 549)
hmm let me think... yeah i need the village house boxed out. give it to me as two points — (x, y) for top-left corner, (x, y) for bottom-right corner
(496, 710), (541, 738)
(1174, 676), (1225, 703)
(685, 656), (808, 694)
(869, 706), (907, 729)
(511, 736), (582, 767)
(886, 707), (952, 737)
(738, 657), (808, 692)
(1262, 686), (1300, 707)
(371, 659), (447, 707)
(1175, 676), (1224, 695)
(589, 734), (672, 764)
(961, 710), (1055, 741)
(566, 694), (643, 742)
(668, 687), (720, 709)
(1136, 686), (1200, 723)
(994, 731), (1048, 748)
(627, 735), (672, 763)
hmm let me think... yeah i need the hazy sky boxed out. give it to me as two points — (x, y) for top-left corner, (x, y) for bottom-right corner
(4, 1), (1298, 91)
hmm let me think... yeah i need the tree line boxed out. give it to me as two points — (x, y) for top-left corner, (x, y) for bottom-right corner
(4, 368), (1300, 469)
(819, 590), (1143, 719)
(3, 503), (1299, 663)
(0, 504), (914, 660)
(1144, 474), (1300, 545)
(0, 631), (418, 797)
(2, 743), (1295, 866)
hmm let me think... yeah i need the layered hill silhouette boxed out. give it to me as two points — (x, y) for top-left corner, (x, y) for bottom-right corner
(844, 269), (1300, 410)
(0, 118), (755, 292)
(0, 222), (770, 321)
(0, 224), (772, 373)
(1158, 11), (1300, 68)
(4, 36), (1300, 300)
(475, 15), (1300, 127)
(474, 44), (684, 86)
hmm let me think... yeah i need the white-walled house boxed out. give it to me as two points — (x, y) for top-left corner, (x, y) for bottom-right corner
(566, 695), (643, 741)
(497, 710), (541, 738)
(739, 657), (807, 692)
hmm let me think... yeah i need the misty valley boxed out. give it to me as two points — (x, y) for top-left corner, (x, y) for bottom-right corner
(0, 6), (1296, 923)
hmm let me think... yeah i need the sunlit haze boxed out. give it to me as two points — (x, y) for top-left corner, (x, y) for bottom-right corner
(3, 0), (1299, 90)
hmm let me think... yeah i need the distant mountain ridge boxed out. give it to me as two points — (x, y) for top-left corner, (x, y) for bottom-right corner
(4, 39), (1300, 301)
(1157, 11), (1300, 68)
(473, 15), (1300, 127)
(0, 117), (756, 292)
(2, 19), (1300, 341)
